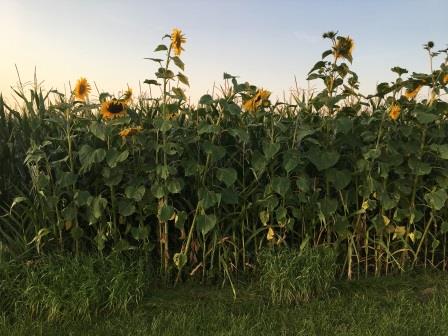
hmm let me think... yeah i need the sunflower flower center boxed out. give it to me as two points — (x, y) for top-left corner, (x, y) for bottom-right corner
(108, 101), (125, 113)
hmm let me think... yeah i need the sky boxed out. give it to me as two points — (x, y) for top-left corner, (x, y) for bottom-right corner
(1, 0), (447, 103)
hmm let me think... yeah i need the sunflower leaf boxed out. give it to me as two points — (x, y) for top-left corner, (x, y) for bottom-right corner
(172, 87), (186, 100)
(144, 57), (163, 63)
(177, 73), (190, 87)
(171, 56), (185, 71)
(199, 94), (214, 105)
(196, 214), (217, 236)
(156, 68), (174, 79)
(216, 168), (238, 187)
(106, 148), (129, 168)
(154, 44), (168, 52)
(144, 79), (160, 86)
(118, 199), (136, 217)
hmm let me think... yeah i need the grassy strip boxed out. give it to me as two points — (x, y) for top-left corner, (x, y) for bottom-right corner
(2, 272), (448, 336)
(0, 255), (150, 320)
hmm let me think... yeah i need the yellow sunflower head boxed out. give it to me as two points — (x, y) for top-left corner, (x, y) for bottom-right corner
(119, 126), (142, 138)
(122, 87), (133, 104)
(171, 28), (186, 56)
(243, 89), (271, 112)
(333, 36), (355, 63)
(73, 77), (91, 101)
(389, 104), (401, 121)
(443, 74), (448, 85)
(100, 99), (127, 119)
(404, 84), (422, 100)
(243, 97), (257, 113)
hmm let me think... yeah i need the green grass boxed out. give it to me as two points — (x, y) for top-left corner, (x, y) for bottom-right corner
(0, 254), (150, 320)
(2, 271), (448, 336)
(258, 245), (337, 304)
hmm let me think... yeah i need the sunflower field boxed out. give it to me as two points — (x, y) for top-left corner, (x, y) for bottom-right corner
(1, 30), (448, 284)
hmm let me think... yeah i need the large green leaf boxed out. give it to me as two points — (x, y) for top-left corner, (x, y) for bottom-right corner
(282, 151), (300, 173)
(106, 148), (129, 168)
(151, 182), (166, 199)
(271, 176), (290, 197)
(307, 149), (340, 171)
(326, 169), (351, 190)
(125, 185), (146, 202)
(424, 189), (448, 211)
(408, 158), (431, 176)
(167, 178), (183, 194)
(171, 56), (184, 70)
(262, 142), (281, 160)
(118, 199), (136, 217)
(198, 188), (221, 210)
(79, 145), (106, 172)
(92, 196), (108, 219)
(158, 204), (174, 222)
(432, 144), (448, 160)
(196, 213), (217, 236)
(296, 175), (311, 193)
(131, 226), (149, 240)
(416, 111), (437, 124)
(202, 142), (226, 162)
(102, 167), (123, 186)
(320, 198), (338, 216)
(89, 121), (106, 141)
(57, 171), (78, 188)
(217, 168), (237, 187)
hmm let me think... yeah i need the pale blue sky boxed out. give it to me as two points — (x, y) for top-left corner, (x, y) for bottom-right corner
(1, 0), (447, 103)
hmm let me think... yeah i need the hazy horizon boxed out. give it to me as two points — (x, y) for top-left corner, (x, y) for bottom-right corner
(1, 0), (447, 103)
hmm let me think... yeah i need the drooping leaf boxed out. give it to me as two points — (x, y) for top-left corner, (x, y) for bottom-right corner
(89, 121), (106, 141)
(326, 169), (351, 190)
(118, 199), (136, 217)
(154, 44), (168, 52)
(158, 204), (175, 222)
(171, 56), (185, 70)
(125, 185), (146, 202)
(307, 149), (340, 171)
(167, 178), (183, 194)
(424, 189), (448, 211)
(198, 188), (221, 210)
(217, 168), (238, 187)
(262, 142), (281, 160)
(177, 72), (190, 86)
(408, 157), (431, 176)
(196, 213), (217, 236)
(271, 176), (291, 197)
(320, 198), (338, 216)
(106, 148), (129, 168)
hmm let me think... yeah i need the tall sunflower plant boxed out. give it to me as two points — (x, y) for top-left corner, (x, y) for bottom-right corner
(143, 28), (190, 277)
(307, 31), (359, 115)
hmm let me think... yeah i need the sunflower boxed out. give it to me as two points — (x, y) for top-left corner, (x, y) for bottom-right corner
(171, 28), (186, 56)
(443, 74), (448, 85)
(73, 77), (91, 101)
(333, 36), (355, 63)
(119, 126), (142, 137)
(243, 89), (271, 112)
(122, 87), (133, 104)
(404, 84), (422, 100)
(389, 104), (401, 120)
(100, 99), (127, 119)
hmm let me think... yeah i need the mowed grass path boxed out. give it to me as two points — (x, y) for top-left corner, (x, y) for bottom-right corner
(2, 272), (448, 336)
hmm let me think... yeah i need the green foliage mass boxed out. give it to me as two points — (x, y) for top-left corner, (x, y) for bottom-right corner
(1, 31), (448, 284)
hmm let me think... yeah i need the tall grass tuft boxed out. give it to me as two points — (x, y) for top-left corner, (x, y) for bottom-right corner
(258, 246), (337, 304)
